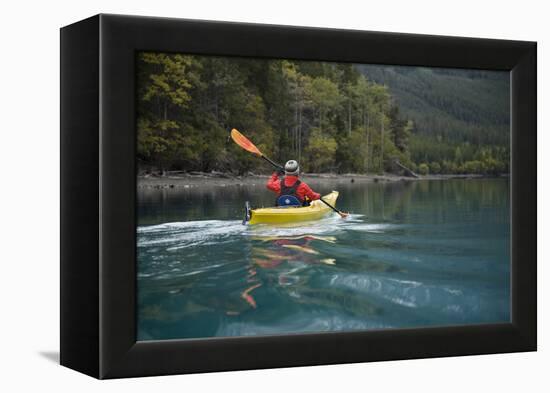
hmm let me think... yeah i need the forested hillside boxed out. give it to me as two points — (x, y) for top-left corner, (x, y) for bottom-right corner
(357, 65), (510, 173)
(137, 53), (510, 176)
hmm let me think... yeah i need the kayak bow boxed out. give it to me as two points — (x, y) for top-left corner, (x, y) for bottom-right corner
(246, 191), (339, 225)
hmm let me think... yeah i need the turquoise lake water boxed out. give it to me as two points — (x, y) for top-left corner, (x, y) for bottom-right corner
(136, 178), (510, 340)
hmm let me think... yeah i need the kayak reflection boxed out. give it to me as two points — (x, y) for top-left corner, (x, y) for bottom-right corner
(241, 235), (338, 310)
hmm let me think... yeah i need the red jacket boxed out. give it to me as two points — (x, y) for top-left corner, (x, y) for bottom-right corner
(266, 173), (321, 202)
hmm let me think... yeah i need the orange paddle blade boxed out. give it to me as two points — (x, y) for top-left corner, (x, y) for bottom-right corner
(231, 128), (262, 156)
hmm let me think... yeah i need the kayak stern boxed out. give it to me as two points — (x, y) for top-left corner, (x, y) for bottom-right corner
(248, 191), (339, 225)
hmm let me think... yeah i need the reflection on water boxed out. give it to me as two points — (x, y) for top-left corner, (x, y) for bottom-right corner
(137, 179), (510, 340)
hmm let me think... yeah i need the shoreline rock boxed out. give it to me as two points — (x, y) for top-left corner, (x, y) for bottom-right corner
(137, 172), (507, 189)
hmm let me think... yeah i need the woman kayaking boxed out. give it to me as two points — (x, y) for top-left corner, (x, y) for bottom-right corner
(266, 160), (321, 207)
(230, 128), (348, 222)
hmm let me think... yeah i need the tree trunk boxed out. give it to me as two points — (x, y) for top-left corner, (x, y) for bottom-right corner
(380, 115), (384, 173)
(348, 99), (352, 136)
(298, 101), (303, 163)
(295, 93), (299, 156)
(394, 160), (419, 178)
(364, 109), (369, 172)
(366, 113), (370, 172)
(213, 86), (220, 122)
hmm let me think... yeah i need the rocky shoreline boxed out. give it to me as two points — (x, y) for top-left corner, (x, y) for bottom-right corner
(137, 172), (506, 190)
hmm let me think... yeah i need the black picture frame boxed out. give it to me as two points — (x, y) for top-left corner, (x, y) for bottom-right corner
(60, 14), (536, 379)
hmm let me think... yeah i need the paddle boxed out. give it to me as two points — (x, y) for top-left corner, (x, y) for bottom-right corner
(318, 195), (349, 219)
(231, 128), (349, 219)
(230, 128), (284, 171)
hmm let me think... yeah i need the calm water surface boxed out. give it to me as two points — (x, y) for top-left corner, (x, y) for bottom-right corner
(137, 178), (510, 340)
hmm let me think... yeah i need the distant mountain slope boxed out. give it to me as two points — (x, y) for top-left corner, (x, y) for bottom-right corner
(356, 65), (510, 146)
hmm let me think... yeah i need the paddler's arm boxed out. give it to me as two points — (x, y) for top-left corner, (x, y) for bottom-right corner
(266, 172), (281, 193)
(299, 182), (321, 201)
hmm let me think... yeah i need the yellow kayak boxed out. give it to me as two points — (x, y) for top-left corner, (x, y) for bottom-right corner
(247, 191), (339, 225)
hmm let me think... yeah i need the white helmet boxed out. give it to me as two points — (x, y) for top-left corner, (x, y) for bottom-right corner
(284, 160), (300, 175)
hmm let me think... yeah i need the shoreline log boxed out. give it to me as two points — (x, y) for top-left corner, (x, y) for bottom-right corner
(394, 160), (419, 178)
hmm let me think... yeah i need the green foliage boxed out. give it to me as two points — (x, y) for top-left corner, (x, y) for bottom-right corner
(440, 160), (453, 174)
(309, 77), (342, 133)
(357, 64), (509, 175)
(408, 134), (508, 175)
(463, 160), (483, 174)
(388, 106), (411, 153)
(357, 65), (510, 145)
(140, 53), (196, 109)
(336, 127), (370, 172)
(136, 53), (509, 175)
(418, 163), (429, 175)
(304, 128), (338, 172)
(430, 161), (441, 174)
